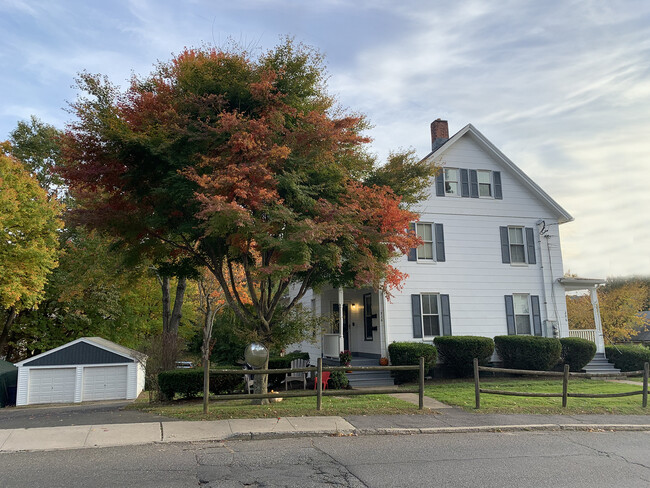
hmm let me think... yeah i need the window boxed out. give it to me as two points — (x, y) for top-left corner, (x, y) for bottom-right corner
(478, 170), (492, 197)
(421, 293), (440, 336)
(500, 226), (536, 265)
(508, 227), (526, 263)
(437, 169), (502, 199)
(513, 294), (531, 335)
(416, 223), (434, 260)
(444, 168), (459, 195)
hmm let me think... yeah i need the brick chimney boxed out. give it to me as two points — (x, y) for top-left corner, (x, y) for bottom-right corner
(430, 118), (449, 151)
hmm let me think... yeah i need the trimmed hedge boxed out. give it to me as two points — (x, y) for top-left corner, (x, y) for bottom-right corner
(328, 370), (349, 389)
(434, 336), (495, 377)
(605, 345), (650, 372)
(158, 367), (243, 400)
(387, 342), (437, 384)
(494, 336), (561, 371)
(560, 337), (596, 371)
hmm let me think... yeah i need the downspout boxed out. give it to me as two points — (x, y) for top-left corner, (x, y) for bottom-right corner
(535, 221), (551, 334)
(338, 287), (344, 353)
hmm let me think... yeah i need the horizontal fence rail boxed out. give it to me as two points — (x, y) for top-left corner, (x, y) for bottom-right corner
(473, 358), (649, 409)
(210, 357), (426, 410)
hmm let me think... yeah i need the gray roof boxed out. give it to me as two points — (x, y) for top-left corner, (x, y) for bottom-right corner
(85, 337), (148, 362)
(630, 311), (650, 341)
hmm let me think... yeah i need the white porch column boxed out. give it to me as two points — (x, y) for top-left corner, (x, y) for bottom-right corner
(589, 286), (606, 354)
(338, 286), (344, 353)
(378, 290), (386, 358)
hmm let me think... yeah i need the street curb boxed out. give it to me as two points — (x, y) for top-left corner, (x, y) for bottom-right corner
(221, 423), (650, 442)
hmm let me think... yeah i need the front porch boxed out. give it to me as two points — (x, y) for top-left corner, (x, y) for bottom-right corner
(559, 277), (620, 374)
(318, 287), (387, 361)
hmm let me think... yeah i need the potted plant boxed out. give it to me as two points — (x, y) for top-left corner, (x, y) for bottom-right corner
(379, 357), (389, 366)
(339, 350), (352, 367)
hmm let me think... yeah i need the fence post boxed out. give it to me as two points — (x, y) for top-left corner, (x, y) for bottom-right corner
(419, 356), (425, 410)
(317, 357), (323, 411)
(562, 363), (570, 408)
(643, 362), (649, 409)
(474, 358), (480, 409)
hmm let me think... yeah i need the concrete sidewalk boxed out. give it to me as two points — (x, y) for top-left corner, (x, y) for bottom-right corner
(1, 406), (649, 453)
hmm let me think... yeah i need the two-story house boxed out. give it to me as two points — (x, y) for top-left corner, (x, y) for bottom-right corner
(292, 119), (605, 368)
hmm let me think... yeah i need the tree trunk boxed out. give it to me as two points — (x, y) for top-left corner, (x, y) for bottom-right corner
(161, 276), (187, 371)
(0, 307), (17, 359)
(202, 308), (216, 415)
(253, 355), (270, 405)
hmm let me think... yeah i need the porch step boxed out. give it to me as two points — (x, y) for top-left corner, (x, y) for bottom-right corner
(321, 357), (395, 387)
(582, 353), (620, 374)
(347, 359), (394, 387)
(346, 372), (395, 388)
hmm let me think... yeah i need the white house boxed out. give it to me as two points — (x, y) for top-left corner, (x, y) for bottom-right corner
(292, 119), (606, 364)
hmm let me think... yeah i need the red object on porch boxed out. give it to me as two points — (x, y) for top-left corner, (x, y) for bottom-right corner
(313, 372), (330, 390)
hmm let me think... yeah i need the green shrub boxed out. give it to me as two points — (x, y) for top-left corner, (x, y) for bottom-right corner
(387, 342), (437, 384)
(158, 368), (243, 400)
(494, 336), (561, 371)
(268, 351), (310, 388)
(560, 337), (596, 371)
(433, 336), (495, 377)
(328, 370), (349, 389)
(605, 345), (650, 372)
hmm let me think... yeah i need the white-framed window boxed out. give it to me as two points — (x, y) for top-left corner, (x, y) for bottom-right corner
(508, 227), (526, 264)
(421, 293), (441, 337)
(513, 294), (531, 335)
(478, 170), (492, 197)
(416, 223), (434, 261)
(444, 168), (459, 196)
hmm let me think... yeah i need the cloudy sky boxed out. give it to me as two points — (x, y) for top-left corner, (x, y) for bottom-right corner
(2, 0), (649, 279)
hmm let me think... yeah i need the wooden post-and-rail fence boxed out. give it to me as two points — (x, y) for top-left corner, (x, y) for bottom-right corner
(211, 357), (427, 411)
(473, 358), (650, 409)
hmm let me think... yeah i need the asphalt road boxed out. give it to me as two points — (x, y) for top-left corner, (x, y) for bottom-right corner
(0, 401), (175, 429)
(1, 430), (649, 487)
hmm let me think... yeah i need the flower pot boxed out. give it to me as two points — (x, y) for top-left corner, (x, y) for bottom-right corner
(379, 357), (389, 366)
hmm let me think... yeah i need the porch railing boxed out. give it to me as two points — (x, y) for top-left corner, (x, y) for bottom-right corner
(323, 334), (341, 358)
(568, 329), (597, 343)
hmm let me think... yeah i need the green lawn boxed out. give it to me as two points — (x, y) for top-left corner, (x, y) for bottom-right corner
(128, 392), (429, 420)
(425, 378), (649, 415)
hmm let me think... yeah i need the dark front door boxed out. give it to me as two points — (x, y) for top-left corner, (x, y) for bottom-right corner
(332, 303), (350, 351)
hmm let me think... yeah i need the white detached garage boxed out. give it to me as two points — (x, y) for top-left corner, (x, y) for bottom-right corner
(14, 337), (147, 406)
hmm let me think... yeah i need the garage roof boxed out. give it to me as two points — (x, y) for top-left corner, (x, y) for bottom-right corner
(15, 337), (147, 367)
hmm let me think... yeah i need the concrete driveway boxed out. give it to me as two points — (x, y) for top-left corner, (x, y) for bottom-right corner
(0, 400), (176, 429)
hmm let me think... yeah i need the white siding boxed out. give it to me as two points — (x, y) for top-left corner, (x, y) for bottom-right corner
(290, 129), (571, 358)
(388, 133), (568, 345)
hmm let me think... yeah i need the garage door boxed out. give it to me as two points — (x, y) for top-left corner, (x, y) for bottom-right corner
(82, 365), (128, 401)
(28, 368), (76, 404)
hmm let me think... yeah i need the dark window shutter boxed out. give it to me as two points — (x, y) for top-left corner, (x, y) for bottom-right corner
(436, 173), (445, 197)
(407, 223), (417, 261)
(525, 227), (536, 264)
(460, 169), (470, 197)
(531, 295), (542, 336)
(434, 223), (445, 262)
(500, 226), (511, 263)
(469, 170), (479, 198)
(504, 295), (516, 335)
(411, 294), (423, 338)
(493, 171), (503, 199)
(440, 294), (452, 336)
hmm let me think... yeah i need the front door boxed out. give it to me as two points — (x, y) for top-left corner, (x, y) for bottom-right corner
(332, 303), (350, 351)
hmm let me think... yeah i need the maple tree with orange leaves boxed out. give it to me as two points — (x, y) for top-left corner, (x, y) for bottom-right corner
(60, 39), (430, 396)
